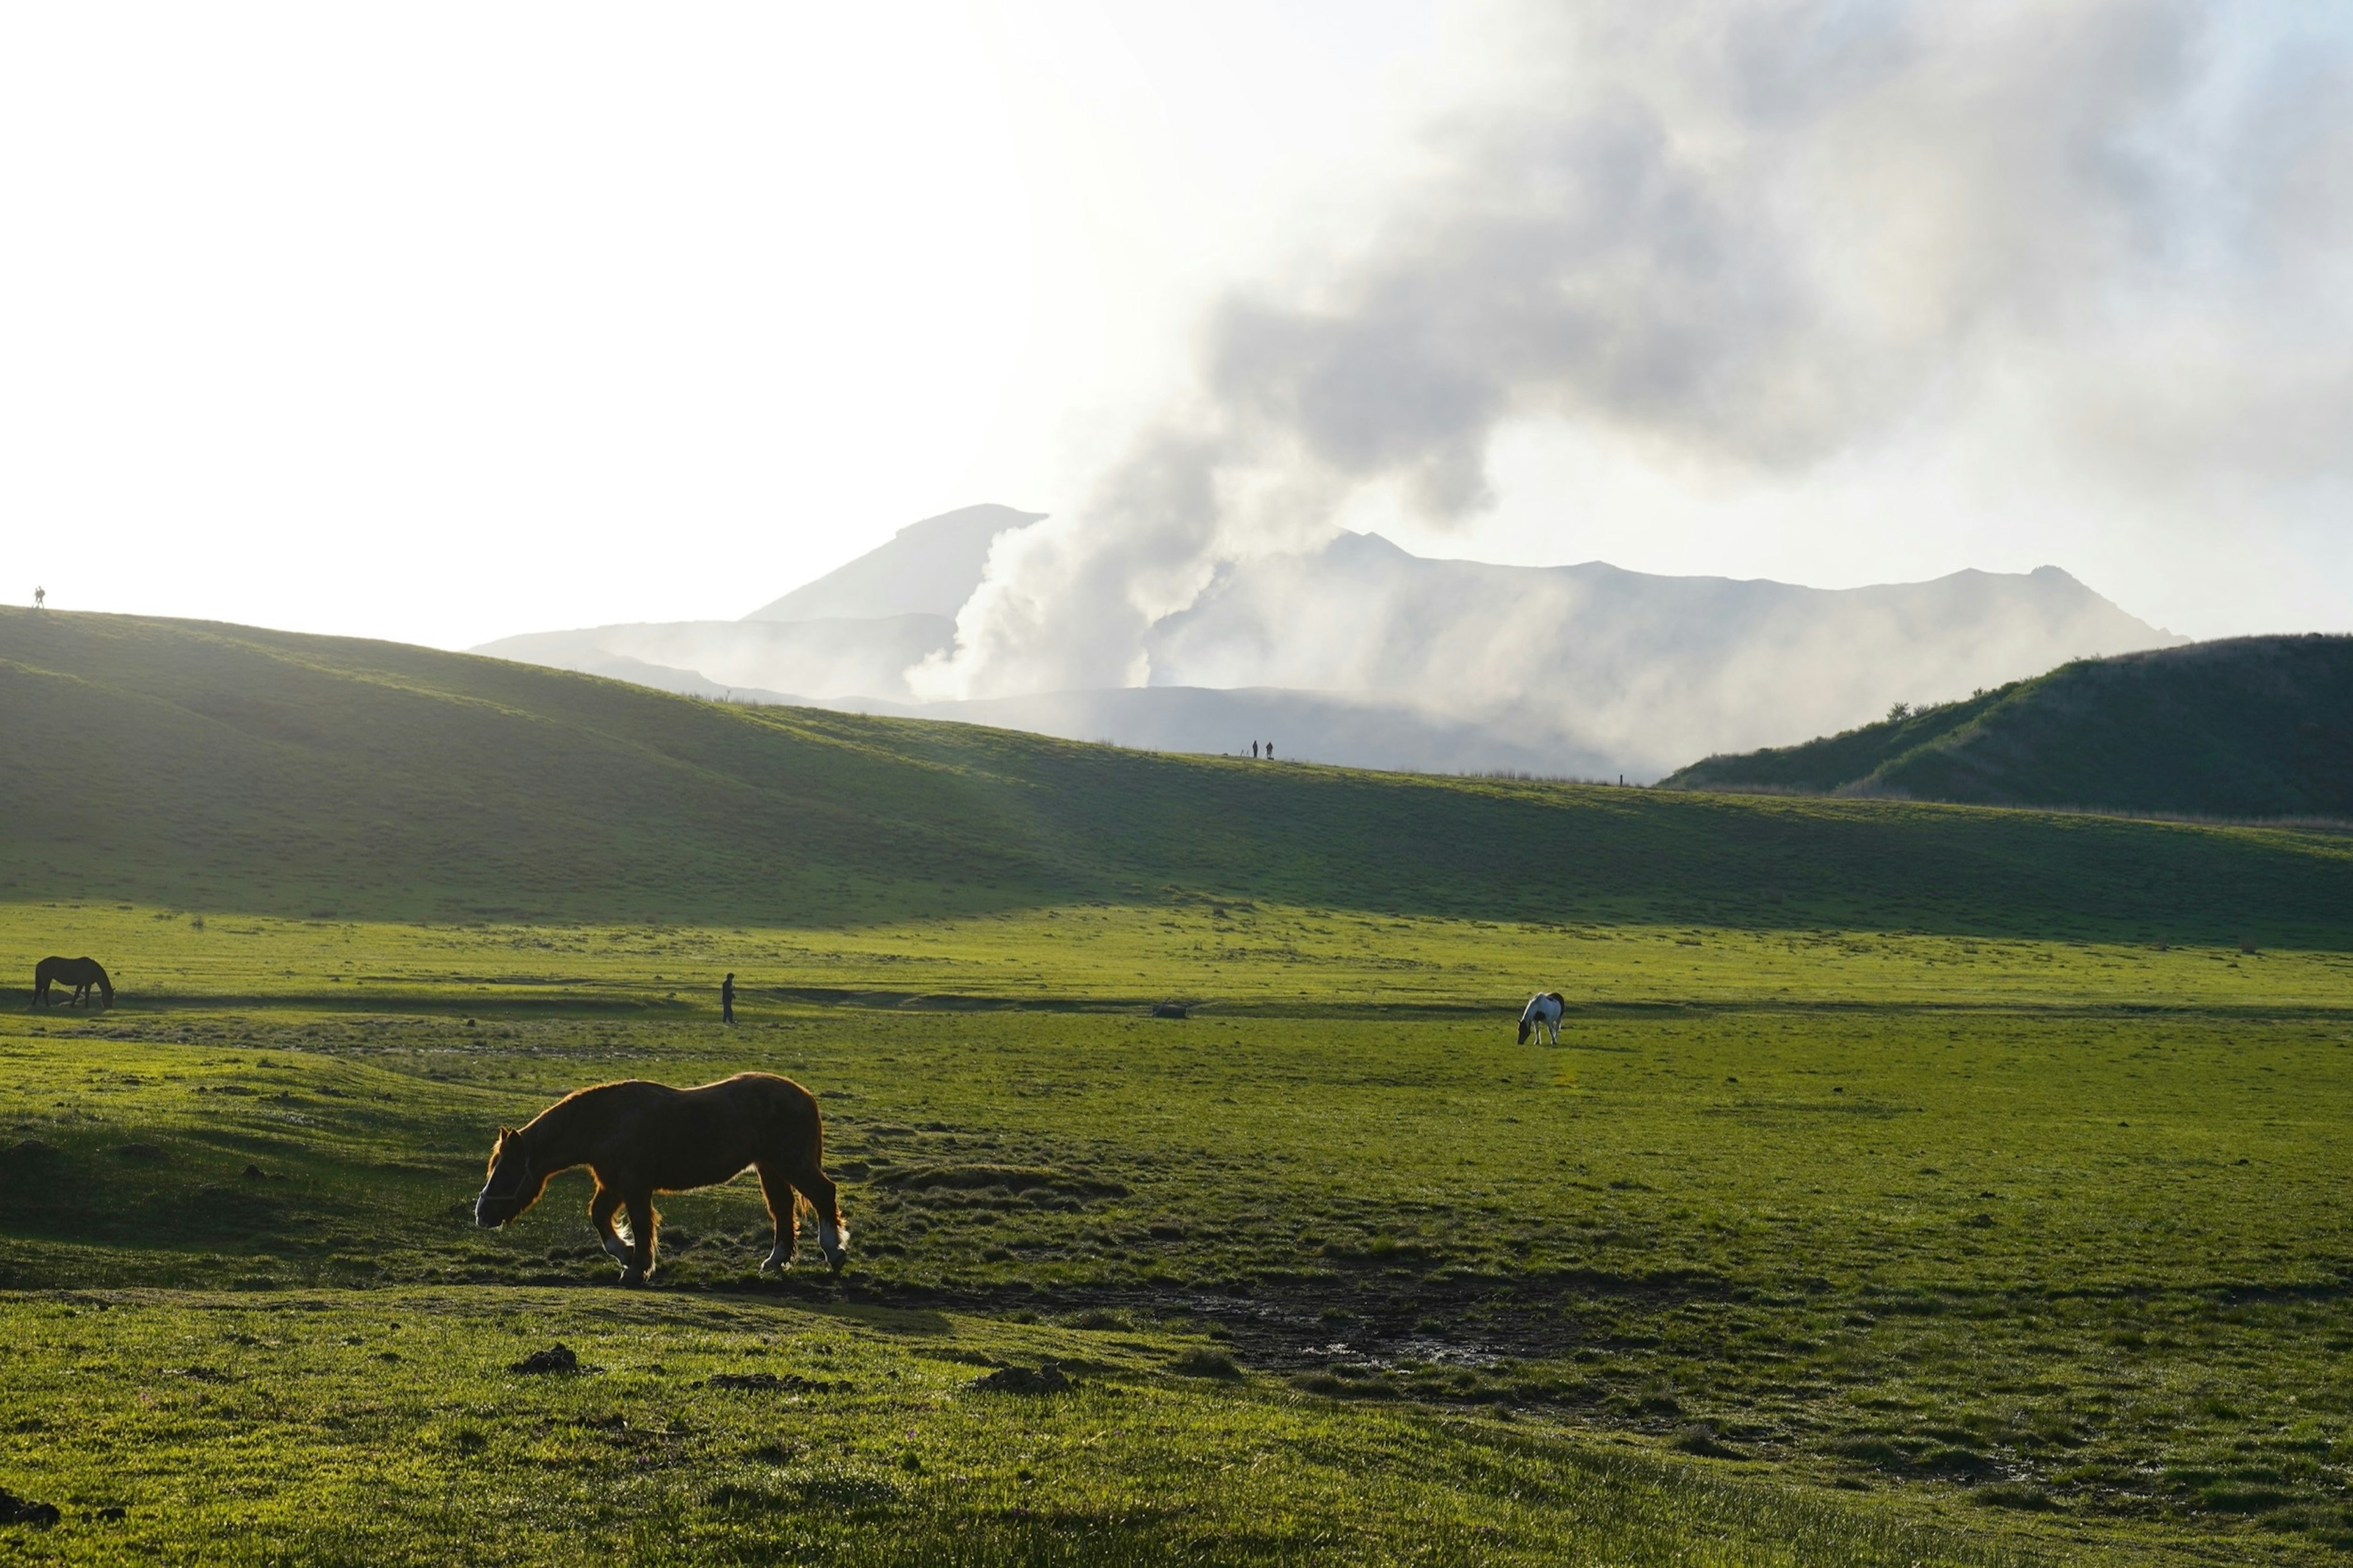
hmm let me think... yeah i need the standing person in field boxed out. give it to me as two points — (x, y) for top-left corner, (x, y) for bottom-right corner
(1251, 740), (1259, 759)
(721, 972), (737, 1025)
(1266, 741), (1274, 760)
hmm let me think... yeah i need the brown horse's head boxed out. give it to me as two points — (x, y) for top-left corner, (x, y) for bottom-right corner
(475, 1126), (551, 1228)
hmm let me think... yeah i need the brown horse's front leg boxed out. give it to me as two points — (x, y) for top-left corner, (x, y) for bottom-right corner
(620, 1191), (657, 1285)
(589, 1180), (632, 1270)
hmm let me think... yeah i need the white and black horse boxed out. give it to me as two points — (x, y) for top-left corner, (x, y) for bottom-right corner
(1517, 991), (1565, 1045)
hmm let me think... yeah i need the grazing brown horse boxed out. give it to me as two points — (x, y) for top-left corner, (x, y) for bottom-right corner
(473, 1072), (847, 1284)
(31, 956), (112, 1009)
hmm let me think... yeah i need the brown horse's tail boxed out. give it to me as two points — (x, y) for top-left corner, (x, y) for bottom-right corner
(769, 1080), (844, 1234)
(808, 1110), (845, 1230)
(798, 1097), (848, 1253)
(793, 1189), (824, 1232)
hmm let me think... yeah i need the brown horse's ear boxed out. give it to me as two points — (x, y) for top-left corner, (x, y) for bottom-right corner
(498, 1126), (516, 1140)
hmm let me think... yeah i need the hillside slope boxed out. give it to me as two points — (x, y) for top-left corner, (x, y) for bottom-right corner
(1664, 634), (2353, 819)
(474, 613), (952, 702)
(4, 608), (2348, 941)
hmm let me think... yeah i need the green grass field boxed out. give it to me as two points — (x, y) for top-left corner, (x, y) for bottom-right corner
(4, 611), (2352, 1563)
(3, 900), (2350, 1564)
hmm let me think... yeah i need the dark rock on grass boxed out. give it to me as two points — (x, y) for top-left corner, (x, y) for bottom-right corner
(1, 1139), (59, 1163)
(707, 1371), (843, 1394)
(973, 1362), (1072, 1395)
(510, 1344), (583, 1375)
(241, 1164), (267, 1181)
(1169, 1349), (1242, 1379)
(0, 1488), (61, 1529)
(87, 1506), (127, 1524)
(1150, 1002), (1189, 1019)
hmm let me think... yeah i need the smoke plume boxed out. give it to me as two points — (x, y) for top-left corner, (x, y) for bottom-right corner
(914, 1), (2353, 702)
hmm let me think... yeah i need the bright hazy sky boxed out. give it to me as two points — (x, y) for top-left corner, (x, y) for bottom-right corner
(5, 2), (2349, 650)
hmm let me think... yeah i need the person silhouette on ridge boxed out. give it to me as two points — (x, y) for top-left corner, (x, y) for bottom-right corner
(721, 972), (737, 1025)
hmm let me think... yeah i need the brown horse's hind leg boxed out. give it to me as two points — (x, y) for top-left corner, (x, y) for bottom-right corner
(792, 1161), (847, 1271)
(620, 1191), (658, 1285)
(589, 1180), (632, 1270)
(755, 1164), (799, 1271)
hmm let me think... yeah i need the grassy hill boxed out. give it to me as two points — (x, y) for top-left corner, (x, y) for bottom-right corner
(1663, 634), (2353, 821)
(9, 609), (2353, 1564)
(4, 608), (2350, 943)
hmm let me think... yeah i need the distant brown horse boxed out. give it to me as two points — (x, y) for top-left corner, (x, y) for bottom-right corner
(31, 956), (112, 1009)
(473, 1072), (847, 1284)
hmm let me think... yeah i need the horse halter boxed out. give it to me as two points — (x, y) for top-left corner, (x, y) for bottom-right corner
(480, 1141), (536, 1205)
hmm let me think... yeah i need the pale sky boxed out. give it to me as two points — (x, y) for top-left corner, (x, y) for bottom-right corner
(5, 2), (2348, 651)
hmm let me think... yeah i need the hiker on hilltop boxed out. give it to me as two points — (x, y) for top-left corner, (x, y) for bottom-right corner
(721, 972), (737, 1025)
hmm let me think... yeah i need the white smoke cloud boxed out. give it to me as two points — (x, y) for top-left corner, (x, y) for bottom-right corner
(914, 0), (2353, 702)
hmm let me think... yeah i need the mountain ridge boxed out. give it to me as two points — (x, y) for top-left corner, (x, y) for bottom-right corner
(740, 504), (1045, 623)
(474, 507), (2183, 778)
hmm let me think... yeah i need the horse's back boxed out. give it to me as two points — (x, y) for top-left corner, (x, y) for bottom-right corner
(674, 1071), (819, 1120)
(35, 956), (104, 977)
(572, 1074), (822, 1186)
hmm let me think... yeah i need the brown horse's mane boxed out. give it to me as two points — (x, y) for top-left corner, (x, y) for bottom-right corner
(515, 1078), (620, 1140)
(491, 1081), (643, 1214)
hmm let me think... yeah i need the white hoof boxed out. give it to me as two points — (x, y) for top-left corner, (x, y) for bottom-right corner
(762, 1246), (794, 1272)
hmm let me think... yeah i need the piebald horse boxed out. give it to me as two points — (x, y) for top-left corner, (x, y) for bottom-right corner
(31, 956), (112, 1009)
(474, 1072), (847, 1284)
(1517, 991), (1565, 1045)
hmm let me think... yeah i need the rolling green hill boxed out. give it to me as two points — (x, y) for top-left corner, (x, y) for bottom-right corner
(9, 607), (2353, 1565)
(1664, 634), (2353, 821)
(4, 607), (2350, 942)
